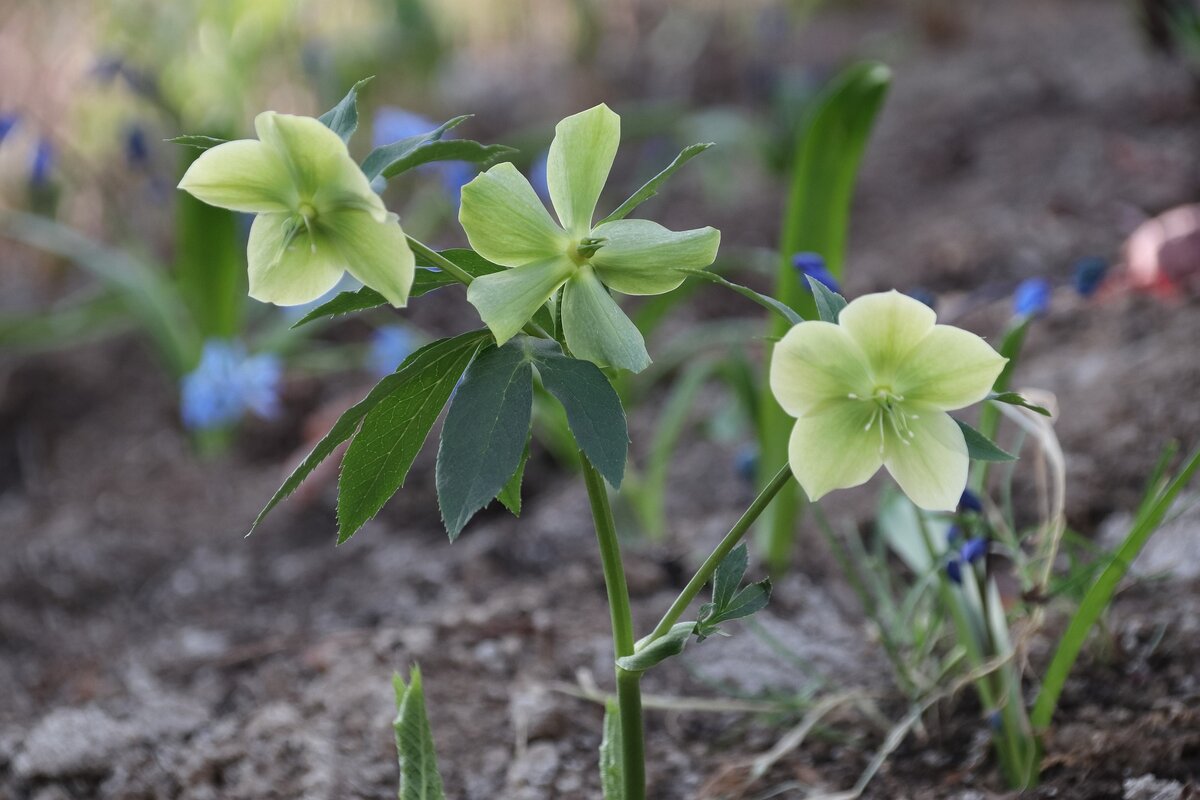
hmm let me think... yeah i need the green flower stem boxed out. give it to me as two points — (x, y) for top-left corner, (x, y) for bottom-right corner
(581, 455), (646, 800)
(647, 464), (793, 644)
(405, 234), (551, 340)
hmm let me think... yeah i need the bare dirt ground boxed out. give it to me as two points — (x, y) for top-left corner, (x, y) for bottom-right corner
(2, 0), (1199, 798)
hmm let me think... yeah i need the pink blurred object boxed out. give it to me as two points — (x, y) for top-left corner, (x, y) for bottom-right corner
(1122, 203), (1200, 299)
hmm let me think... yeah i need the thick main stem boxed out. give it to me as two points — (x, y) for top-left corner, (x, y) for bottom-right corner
(581, 456), (646, 800)
(647, 465), (794, 644)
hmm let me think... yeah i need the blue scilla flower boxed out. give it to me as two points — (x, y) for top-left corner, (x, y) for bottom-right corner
(1012, 278), (1051, 318)
(0, 114), (18, 144)
(529, 151), (550, 202)
(946, 557), (963, 585)
(372, 107), (437, 148)
(960, 537), (987, 564)
(368, 325), (417, 377)
(946, 524), (964, 545)
(734, 444), (758, 484)
(905, 287), (938, 311)
(793, 252), (840, 294)
(29, 138), (53, 186)
(1072, 257), (1108, 298)
(958, 488), (983, 513)
(125, 125), (149, 167)
(180, 340), (282, 431)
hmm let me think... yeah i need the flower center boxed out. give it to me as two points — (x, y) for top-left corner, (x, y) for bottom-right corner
(570, 236), (607, 265)
(849, 386), (920, 455)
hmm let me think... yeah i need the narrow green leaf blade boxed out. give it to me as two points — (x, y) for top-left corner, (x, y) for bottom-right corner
(597, 142), (713, 225)
(165, 134), (228, 151)
(677, 268), (803, 326)
(616, 622), (694, 673)
(806, 275), (847, 323)
(956, 419), (1017, 462)
(709, 579), (772, 625)
(989, 391), (1052, 417)
(435, 341), (534, 539)
(336, 331), (490, 543)
(599, 698), (624, 800)
(319, 77), (373, 143)
(711, 543), (749, 612)
(361, 115), (516, 181)
(531, 345), (628, 488)
(393, 666), (447, 800)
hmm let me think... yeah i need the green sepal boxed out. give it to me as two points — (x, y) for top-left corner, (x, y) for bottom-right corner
(806, 275), (847, 323)
(988, 391), (1051, 417)
(677, 268), (803, 326)
(435, 340), (535, 538)
(616, 622), (694, 673)
(956, 419), (1017, 462)
(362, 115), (517, 182)
(319, 76), (373, 143)
(393, 666), (447, 800)
(597, 142), (713, 225)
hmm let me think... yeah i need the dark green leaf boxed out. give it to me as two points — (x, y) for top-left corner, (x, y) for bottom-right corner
(393, 666), (446, 800)
(291, 287), (389, 328)
(165, 134), (228, 151)
(436, 341), (535, 538)
(337, 331), (490, 542)
(530, 343), (627, 488)
(708, 579), (772, 625)
(249, 332), (488, 535)
(599, 699), (624, 800)
(711, 543), (748, 613)
(497, 439), (530, 516)
(677, 268), (803, 326)
(412, 247), (504, 280)
(319, 77), (372, 143)
(806, 276), (847, 323)
(956, 419), (1017, 462)
(361, 115), (517, 182)
(616, 622), (693, 673)
(597, 142), (713, 225)
(988, 391), (1051, 417)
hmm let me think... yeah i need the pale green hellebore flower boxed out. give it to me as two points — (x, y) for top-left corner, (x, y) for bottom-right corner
(178, 111), (414, 307)
(769, 291), (1007, 511)
(459, 104), (720, 372)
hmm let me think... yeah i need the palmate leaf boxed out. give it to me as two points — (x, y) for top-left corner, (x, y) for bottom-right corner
(250, 331), (489, 535)
(319, 77), (373, 143)
(708, 579), (772, 626)
(393, 666), (446, 800)
(361, 115), (517, 182)
(711, 543), (749, 612)
(337, 331), (490, 543)
(435, 341), (535, 539)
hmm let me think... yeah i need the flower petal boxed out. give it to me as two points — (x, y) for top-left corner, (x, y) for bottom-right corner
(787, 402), (884, 502)
(467, 257), (575, 344)
(883, 409), (969, 511)
(177, 139), (294, 213)
(459, 162), (567, 267)
(561, 266), (650, 372)
(838, 291), (937, 383)
(770, 321), (874, 416)
(547, 104), (620, 237)
(246, 213), (345, 306)
(254, 111), (386, 221)
(896, 325), (1007, 410)
(589, 219), (720, 295)
(325, 209), (415, 308)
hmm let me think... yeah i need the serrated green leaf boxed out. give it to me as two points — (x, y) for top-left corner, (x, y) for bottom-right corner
(600, 698), (624, 800)
(708, 579), (772, 625)
(617, 622), (693, 672)
(677, 268), (802, 326)
(362, 115), (517, 182)
(393, 666), (446, 800)
(319, 77), (372, 143)
(291, 287), (390, 328)
(597, 142), (713, 225)
(336, 331), (490, 543)
(165, 134), (228, 151)
(497, 438), (530, 516)
(250, 334), (484, 534)
(956, 419), (1017, 462)
(988, 391), (1051, 417)
(435, 341), (534, 539)
(530, 343), (627, 488)
(413, 247), (505, 279)
(711, 543), (749, 613)
(806, 275), (847, 323)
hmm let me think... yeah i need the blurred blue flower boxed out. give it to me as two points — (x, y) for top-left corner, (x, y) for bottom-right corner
(29, 138), (53, 186)
(734, 444), (758, 484)
(946, 524), (964, 545)
(958, 488), (983, 513)
(793, 252), (840, 294)
(960, 537), (987, 564)
(368, 324), (417, 377)
(529, 151), (550, 201)
(372, 106), (437, 148)
(1012, 278), (1051, 318)
(905, 287), (938, 311)
(180, 340), (282, 431)
(946, 557), (963, 585)
(0, 114), (18, 144)
(1072, 257), (1108, 298)
(125, 124), (149, 167)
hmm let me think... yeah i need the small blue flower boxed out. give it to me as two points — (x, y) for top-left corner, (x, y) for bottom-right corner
(905, 287), (938, 311)
(958, 488), (982, 513)
(946, 557), (963, 585)
(29, 138), (53, 186)
(960, 537), (987, 564)
(734, 445), (758, 484)
(1072, 257), (1108, 298)
(180, 340), (282, 431)
(125, 125), (149, 167)
(372, 107), (437, 148)
(793, 252), (840, 294)
(987, 710), (1003, 731)
(1012, 278), (1051, 318)
(946, 524), (964, 545)
(0, 114), (18, 144)
(367, 325), (417, 377)
(529, 151), (550, 201)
